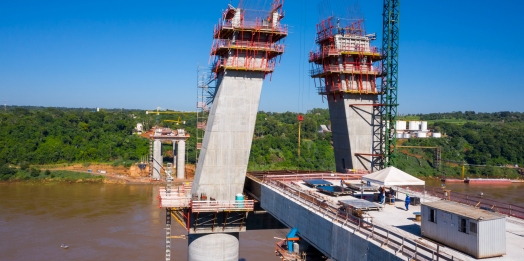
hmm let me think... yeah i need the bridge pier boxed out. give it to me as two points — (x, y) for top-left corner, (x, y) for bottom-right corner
(188, 233), (239, 261)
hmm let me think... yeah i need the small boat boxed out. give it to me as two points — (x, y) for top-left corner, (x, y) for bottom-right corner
(61, 244), (68, 249)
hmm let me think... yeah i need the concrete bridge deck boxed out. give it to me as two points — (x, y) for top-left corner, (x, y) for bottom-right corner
(254, 175), (524, 261)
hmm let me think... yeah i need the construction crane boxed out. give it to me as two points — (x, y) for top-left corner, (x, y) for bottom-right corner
(380, 0), (400, 168)
(163, 116), (186, 125)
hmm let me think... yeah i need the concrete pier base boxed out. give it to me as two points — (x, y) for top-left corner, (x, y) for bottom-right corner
(188, 233), (239, 261)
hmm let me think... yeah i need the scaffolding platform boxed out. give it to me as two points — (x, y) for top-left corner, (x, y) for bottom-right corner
(317, 186), (353, 197)
(158, 188), (254, 212)
(303, 179), (333, 188)
(345, 184), (379, 192)
(338, 198), (383, 211)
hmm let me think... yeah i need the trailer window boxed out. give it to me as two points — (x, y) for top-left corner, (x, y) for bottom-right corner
(470, 222), (477, 234)
(459, 217), (468, 233)
(429, 208), (437, 223)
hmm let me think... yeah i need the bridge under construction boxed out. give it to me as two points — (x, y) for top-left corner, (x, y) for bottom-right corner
(156, 0), (524, 261)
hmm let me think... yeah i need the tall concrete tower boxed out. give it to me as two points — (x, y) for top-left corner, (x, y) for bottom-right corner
(310, 17), (382, 173)
(188, 1), (287, 261)
(192, 1), (287, 202)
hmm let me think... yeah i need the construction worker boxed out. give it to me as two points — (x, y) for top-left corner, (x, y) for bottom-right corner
(405, 194), (411, 211)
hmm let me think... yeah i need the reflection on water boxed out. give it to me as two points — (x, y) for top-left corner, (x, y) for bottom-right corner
(0, 183), (287, 261)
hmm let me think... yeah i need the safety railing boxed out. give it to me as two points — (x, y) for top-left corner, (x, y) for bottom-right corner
(262, 173), (365, 183)
(190, 200), (255, 213)
(212, 39), (285, 53)
(309, 46), (381, 61)
(158, 186), (191, 208)
(310, 65), (382, 76)
(159, 197), (192, 208)
(212, 56), (276, 73)
(196, 121), (206, 130)
(315, 85), (379, 95)
(214, 18), (288, 36)
(263, 179), (464, 261)
(402, 186), (524, 220)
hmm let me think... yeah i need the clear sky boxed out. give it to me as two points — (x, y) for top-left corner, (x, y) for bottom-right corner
(1, 0), (523, 114)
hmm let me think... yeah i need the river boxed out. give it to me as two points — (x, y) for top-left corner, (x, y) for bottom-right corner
(0, 182), (522, 261)
(0, 183), (287, 261)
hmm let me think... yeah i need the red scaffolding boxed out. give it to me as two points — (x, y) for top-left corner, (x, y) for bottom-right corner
(309, 17), (383, 99)
(210, 0), (287, 79)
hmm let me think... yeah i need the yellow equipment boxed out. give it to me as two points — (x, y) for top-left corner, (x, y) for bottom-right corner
(163, 116), (186, 125)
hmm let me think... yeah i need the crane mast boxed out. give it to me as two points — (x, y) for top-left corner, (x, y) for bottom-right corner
(380, 0), (400, 168)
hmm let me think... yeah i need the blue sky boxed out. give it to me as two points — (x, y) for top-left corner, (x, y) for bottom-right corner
(1, 0), (523, 114)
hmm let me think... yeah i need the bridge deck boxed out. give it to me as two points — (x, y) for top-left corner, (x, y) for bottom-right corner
(261, 176), (524, 261)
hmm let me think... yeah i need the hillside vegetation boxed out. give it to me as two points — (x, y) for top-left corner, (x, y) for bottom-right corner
(1, 107), (523, 179)
(398, 111), (524, 178)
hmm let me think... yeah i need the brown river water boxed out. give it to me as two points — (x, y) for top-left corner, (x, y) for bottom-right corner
(0, 183), (288, 261)
(0, 181), (522, 261)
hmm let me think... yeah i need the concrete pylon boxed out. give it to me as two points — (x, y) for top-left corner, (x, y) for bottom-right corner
(153, 140), (162, 180)
(328, 94), (378, 172)
(191, 70), (264, 200)
(176, 140), (185, 179)
(188, 3), (287, 261)
(309, 16), (382, 173)
(191, 2), (287, 201)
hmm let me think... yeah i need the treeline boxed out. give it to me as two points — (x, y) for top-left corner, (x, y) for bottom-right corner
(0, 106), (334, 171)
(407, 111), (524, 123)
(0, 107), (200, 167)
(1, 106), (523, 178)
(248, 108), (334, 170)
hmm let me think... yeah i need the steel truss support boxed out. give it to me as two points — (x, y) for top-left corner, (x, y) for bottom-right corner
(379, 0), (400, 168)
(372, 104), (383, 171)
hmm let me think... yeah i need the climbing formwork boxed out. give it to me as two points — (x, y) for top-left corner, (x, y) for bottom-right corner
(309, 16), (383, 172)
(310, 17), (382, 98)
(209, 0), (287, 80)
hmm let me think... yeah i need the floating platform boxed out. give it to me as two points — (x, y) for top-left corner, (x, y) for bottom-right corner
(465, 178), (512, 184)
(317, 186), (353, 196)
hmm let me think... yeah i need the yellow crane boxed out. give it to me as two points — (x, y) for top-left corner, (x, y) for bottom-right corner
(163, 116), (186, 125)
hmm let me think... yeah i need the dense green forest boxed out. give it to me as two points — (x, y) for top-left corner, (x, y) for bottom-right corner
(1, 107), (523, 179)
(248, 108), (334, 171)
(0, 106), (201, 164)
(398, 111), (524, 178)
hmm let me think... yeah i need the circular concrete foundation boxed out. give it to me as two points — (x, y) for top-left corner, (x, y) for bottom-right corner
(188, 233), (239, 261)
